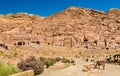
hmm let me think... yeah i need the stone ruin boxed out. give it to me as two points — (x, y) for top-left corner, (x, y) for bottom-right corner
(0, 32), (119, 50)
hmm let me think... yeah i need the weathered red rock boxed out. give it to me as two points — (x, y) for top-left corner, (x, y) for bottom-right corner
(0, 7), (120, 49)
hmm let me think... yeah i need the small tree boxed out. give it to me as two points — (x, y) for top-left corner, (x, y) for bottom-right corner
(41, 58), (56, 68)
(17, 56), (44, 75)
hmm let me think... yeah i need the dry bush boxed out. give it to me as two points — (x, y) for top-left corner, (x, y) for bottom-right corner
(17, 56), (44, 75)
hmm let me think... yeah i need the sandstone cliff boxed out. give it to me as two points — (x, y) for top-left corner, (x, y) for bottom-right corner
(0, 7), (120, 50)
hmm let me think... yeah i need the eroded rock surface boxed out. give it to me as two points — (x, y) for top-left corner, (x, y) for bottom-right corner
(0, 7), (120, 49)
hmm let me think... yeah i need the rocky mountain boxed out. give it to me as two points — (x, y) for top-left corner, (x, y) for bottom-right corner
(0, 7), (120, 50)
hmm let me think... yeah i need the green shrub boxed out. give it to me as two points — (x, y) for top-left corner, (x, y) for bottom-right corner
(70, 59), (75, 65)
(39, 57), (46, 62)
(17, 56), (44, 75)
(48, 58), (56, 63)
(61, 58), (70, 63)
(55, 57), (62, 62)
(40, 57), (75, 68)
(40, 57), (57, 68)
(0, 62), (20, 76)
(43, 58), (56, 68)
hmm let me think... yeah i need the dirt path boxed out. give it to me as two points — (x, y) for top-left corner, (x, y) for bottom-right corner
(38, 59), (88, 76)
(83, 63), (120, 76)
(38, 59), (120, 76)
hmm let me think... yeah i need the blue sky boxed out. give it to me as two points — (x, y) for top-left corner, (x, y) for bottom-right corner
(0, 0), (120, 16)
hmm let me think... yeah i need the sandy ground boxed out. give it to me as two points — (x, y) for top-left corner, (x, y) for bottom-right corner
(38, 59), (120, 76)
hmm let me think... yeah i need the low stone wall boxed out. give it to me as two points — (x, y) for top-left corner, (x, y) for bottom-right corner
(9, 70), (34, 76)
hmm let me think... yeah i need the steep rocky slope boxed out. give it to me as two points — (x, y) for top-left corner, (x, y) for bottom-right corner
(0, 7), (120, 50)
(42, 7), (120, 49)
